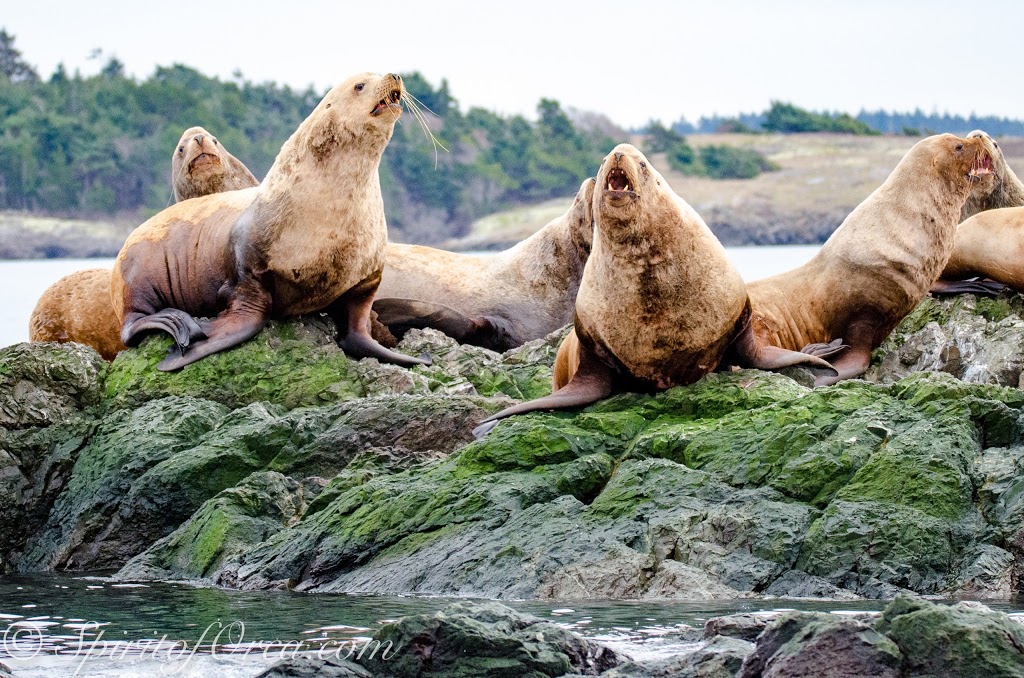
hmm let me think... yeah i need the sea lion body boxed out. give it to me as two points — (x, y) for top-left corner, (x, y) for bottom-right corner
(373, 178), (595, 351)
(476, 144), (834, 434)
(28, 269), (125, 360)
(29, 127), (261, 360)
(112, 72), (426, 371)
(748, 133), (993, 385)
(172, 126), (258, 203)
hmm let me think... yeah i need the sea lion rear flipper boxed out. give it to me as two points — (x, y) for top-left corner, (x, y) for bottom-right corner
(930, 277), (1008, 297)
(800, 338), (849, 359)
(813, 346), (872, 387)
(373, 298), (512, 351)
(473, 344), (613, 438)
(121, 309), (206, 351)
(331, 287), (431, 368)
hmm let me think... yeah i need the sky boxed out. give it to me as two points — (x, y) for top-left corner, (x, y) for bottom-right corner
(5, 0), (1022, 128)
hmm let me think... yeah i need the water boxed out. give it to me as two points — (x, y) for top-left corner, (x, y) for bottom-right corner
(0, 246), (821, 349)
(4, 573), (1017, 677)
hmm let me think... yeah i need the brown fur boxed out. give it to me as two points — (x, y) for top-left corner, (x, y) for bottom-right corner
(112, 72), (423, 371)
(749, 133), (992, 385)
(28, 269), (125, 360)
(29, 128), (258, 361)
(172, 126), (259, 203)
(475, 145), (833, 433)
(374, 178), (595, 350)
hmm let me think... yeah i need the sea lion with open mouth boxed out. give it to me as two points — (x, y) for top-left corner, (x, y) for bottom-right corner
(474, 144), (836, 435)
(747, 133), (993, 386)
(111, 72), (428, 371)
(372, 178), (596, 351)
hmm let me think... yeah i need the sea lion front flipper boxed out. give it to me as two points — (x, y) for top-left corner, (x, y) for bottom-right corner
(930, 277), (1008, 297)
(473, 343), (613, 438)
(730, 321), (838, 377)
(373, 298), (513, 351)
(156, 278), (272, 371)
(331, 285), (431, 368)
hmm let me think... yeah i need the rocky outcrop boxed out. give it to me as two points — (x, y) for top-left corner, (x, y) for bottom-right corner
(6, 295), (1024, 603)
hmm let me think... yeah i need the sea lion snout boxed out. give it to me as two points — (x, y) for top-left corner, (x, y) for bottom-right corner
(371, 73), (404, 117)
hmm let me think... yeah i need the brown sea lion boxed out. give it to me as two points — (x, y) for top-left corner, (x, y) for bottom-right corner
(112, 72), (428, 371)
(747, 133), (993, 387)
(28, 269), (125, 361)
(172, 126), (259, 202)
(931, 130), (1024, 295)
(372, 178), (596, 351)
(475, 144), (835, 434)
(29, 127), (261, 360)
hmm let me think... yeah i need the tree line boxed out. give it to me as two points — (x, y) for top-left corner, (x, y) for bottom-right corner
(0, 30), (614, 243)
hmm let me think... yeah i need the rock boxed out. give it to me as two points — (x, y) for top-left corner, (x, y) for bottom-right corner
(256, 656), (371, 678)
(704, 613), (781, 642)
(357, 601), (619, 677)
(739, 612), (902, 677)
(600, 636), (753, 678)
(877, 596), (1024, 677)
(868, 294), (1024, 387)
(0, 342), (105, 571)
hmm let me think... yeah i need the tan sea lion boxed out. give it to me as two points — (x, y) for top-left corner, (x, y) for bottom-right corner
(28, 269), (125, 361)
(747, 133), (993, 386)
(112, 72), (428, 371)
(372, 177), (596, 351)
(172, 126), (259, 202)
(29, 127), (261, 360)
(931, 130), (1024, 294)
(475, 144), (835, 434)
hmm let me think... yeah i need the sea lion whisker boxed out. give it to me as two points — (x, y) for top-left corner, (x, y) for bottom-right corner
(401, 96), (449, 169)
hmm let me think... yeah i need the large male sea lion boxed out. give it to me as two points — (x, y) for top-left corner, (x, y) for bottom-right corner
(112, 72), (426, 371)
(747, 133), (993, 386)
(372, 178), (596, 351)
(931, 130), (1024, 294)
(172, 126), (259, 202)
(475, 144), (835, 434)
(29, 127), (261, 360)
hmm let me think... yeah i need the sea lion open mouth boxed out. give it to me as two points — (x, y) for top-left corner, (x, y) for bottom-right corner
(372, 88), (402, 116)
(604, 167), (636, 197)
(968, 152), (993, 181)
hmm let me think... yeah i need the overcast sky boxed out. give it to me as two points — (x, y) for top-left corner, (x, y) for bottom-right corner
(5, 0), (1021, 128)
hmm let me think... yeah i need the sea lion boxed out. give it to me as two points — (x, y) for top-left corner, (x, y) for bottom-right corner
(372, 177), (596, 351)
(747, 133), (993, 387)
(111, 72), (427, 371)
(28, 269), (125, 361)
(931, 130), (1024, 295)
(172, 126), (259, 202)
(29, 127), (261, 360)
(475, 144), (835, 434)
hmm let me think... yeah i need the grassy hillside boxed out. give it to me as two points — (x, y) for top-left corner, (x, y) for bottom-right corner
(447, 134), (1024, 249)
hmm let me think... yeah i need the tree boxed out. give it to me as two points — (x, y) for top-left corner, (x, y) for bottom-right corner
(0, 29), (38, 82)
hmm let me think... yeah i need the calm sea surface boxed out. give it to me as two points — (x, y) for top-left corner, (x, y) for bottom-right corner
(0, 246), (820, 349)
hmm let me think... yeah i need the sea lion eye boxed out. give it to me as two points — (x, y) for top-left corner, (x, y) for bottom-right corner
(956, 144), (964, 152)
(355, 83), (365, 91)
(213, 138), (219, 145)
(640, 161), (647, 170)
(178, 146), (184, 154)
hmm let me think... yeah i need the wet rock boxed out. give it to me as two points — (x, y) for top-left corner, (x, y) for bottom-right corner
(357, 601), (619, 677)
(704, 613), (780, 642)
(600, 635), (753, 678)
(256, 656), (371, 678)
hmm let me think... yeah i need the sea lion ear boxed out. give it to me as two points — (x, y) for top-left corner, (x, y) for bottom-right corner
(307, 108), (340, 161)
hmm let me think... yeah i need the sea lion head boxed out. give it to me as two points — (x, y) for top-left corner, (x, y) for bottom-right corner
(303, 72), (405, 159)
(172, 126), (227, 196)
(911, 133), (993, 189)
(594, 143), (665, 227)
(567, 177), (596, 254)
(960, 129), (1023, 218)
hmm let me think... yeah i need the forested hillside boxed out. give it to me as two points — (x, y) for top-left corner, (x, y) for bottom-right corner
(0, 30), (613, 244)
